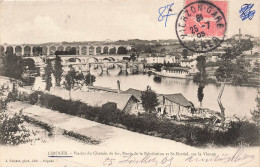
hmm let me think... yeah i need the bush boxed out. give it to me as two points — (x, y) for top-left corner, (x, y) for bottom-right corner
(102, 102), (117, 112)
(0, 113), (31, 145)
(229, 121), (259, 146)
(63, 130), (100, 145)
(29, 91), (42, 105)
(17, 90), (260, 147)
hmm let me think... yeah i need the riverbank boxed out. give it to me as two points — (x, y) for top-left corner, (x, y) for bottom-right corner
(148, 71), (260, 88)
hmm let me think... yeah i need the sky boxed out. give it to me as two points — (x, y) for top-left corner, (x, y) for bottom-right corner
(0, 0), (259, 44)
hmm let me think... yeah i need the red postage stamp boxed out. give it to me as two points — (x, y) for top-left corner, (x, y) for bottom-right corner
(176, 0), (228, 52)
(184, 0), (228, 37)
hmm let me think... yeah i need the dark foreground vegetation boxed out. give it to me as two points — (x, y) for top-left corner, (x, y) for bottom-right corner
(12, 90), (260, 147)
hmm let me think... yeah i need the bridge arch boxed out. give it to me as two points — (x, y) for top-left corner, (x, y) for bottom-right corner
(90, 64), (103, 76)
(103, 58), (110, 61)
(57, 46), (64, 51)
(15, 46), (22, 55)
(65, 46), (71, 52)
(81, 46), (87, 55)
(6, 46), (14, 55)
(49, 46), (56, 55)
(117, 46), (128, 54)
(42, 46), (48, 55)
(109, 47), (116, 54)
(0, 46), (4, 56)
(67, 57), (82, 63)
(103, 46), (109, 54)
(107, 63), (122, 75)
(32, 46), (42, 56)
(71, 46), (77, 55)
(24, 46), (31, 56)
(87, 57), (98, 63)
(75, 46), (80, 55)
(89, 46), (94, 55)
(108, 57), (115, 61)
(96, 46), (102, 55)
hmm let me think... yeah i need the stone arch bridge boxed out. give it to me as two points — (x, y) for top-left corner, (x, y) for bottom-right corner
(63, 61), (144, 75)
(0, 44), (132, 56)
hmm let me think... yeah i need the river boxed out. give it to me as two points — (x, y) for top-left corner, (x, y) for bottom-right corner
(33, 72), (258, 118)
(94, 73), (258, 118)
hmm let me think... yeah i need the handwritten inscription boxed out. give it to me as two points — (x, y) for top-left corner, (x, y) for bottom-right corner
(158, 3), (177, 27)
(102, 147), (255, 167)
(239, 4), (256, 21)
(103, 155), (173, 166)
(185, 147), (255, 167)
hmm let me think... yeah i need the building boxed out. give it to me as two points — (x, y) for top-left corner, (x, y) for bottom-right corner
(180, 59), (196, 68)
(137, 53), (148, 62)
(68, 90), (139, 114)
(122, 88), (193, 118)
(146, 54), (180, 64)
(156, 67), (190, 78)
(157, 94), (193, 119)
(122, 88), (144, 113)
(164, 55), (176, 63)
(243, 45), (259, 55)
(146, 55), (165, 64)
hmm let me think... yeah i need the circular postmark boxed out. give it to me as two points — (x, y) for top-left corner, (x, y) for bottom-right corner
(176, 1), (227, 53)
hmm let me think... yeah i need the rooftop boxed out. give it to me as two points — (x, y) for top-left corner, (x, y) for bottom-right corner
(73, 91), (139, 111)
(181, 59), (194, 62)
(166, 67), (190, 72)
(123, 88), (192, 107)
(122, 88), (143, 101)
(88, 86), (118, 93)
(163, 94), (192, 107)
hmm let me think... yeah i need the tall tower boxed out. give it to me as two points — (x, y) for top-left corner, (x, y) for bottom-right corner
(239, 28), (241, 43)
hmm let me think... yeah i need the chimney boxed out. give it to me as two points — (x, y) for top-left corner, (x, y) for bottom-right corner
(117, 80), (121, 94)
(239, 28), (241, 43)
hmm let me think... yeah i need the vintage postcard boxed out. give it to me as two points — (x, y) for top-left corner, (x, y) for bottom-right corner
(0, 0), (259, 166)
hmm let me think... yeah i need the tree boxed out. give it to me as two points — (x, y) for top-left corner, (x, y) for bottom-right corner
(194, 56), (207, 108)
(251, 89), (260, 126)
(84, 73), (96, 86)
(0, 52), (23, 80)
(53, 55), (63, 86)
(240, 39), (253, 51)
(153, 63), (163, 72)
(141, 86), (159, 113)
(130, 53), (137, 61)
(160, 48), (166, 53)
(182, 49), (188, 59)
(215, 47), (249, 126)
(45, 60), (52, 91)
(21, 58), (35, 70)
(64, 67), (76, 99)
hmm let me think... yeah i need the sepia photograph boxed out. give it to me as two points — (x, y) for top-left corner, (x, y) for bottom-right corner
(0, 0), (259, 166)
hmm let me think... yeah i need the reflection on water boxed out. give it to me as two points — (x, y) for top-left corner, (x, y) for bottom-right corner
(94, 74), (258, 118)
(32, 73), (258, 118)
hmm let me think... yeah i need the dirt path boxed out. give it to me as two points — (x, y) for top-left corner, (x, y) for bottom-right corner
(1, 101), (259, 167)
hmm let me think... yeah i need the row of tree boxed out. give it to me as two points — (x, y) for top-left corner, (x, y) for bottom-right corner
(44, 56), (96, 99)
(193, 45), (251, 126)
(0, 52), (37, 83)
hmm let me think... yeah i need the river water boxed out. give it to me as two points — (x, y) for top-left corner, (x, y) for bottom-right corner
(94, 73), (258, 118)
(33, 72), (258, 118)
